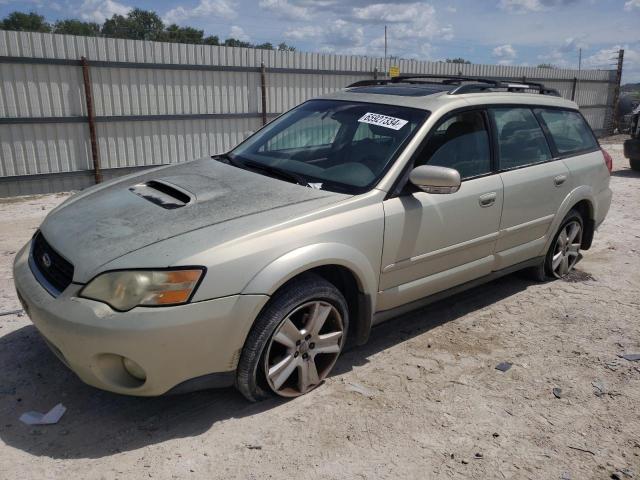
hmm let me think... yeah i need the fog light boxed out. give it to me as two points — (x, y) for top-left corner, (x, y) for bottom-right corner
(122, 357), (147, 381)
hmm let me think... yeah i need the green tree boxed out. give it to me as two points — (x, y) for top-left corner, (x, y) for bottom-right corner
(203, 35), (220, 45)
(53, 19), (100, 36)
(536, 63), (556, 69)
(223, 37), (252, 48)
(102, 8), (164, 41)
(0, 11), (51, 32)
(277, 42), (295, 52)
(254, 42), (274, 50)
(162, 24), (204, 44)
(446, 57), (471, 64)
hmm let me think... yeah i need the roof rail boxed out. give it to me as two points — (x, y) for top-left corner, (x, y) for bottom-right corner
(346, 75), (561, 97)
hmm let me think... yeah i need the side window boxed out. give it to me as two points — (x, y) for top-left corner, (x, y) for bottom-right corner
(536, 109), (598, 155)
(490, 107), (552, 169)
(418, 110), (492, 179)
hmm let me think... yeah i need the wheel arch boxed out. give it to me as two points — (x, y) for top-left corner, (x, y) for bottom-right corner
(544, 187), (596, 253)
(242, 243), (379, 345)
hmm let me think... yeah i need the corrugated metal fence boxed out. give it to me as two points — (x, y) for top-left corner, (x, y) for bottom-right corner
(0, 30), (618, 197)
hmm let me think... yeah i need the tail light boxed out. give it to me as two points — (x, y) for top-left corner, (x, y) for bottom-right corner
(601, 148), (613, 174)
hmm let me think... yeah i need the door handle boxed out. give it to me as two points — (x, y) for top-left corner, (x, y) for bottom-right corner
(554, 174), (567, 186)
(479, 192), (497, 207)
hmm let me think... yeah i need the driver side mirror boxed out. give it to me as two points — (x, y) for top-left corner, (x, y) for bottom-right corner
(409, 165), (461, 194)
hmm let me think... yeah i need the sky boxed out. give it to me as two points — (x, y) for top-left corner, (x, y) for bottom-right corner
(1, 0), (639, 82)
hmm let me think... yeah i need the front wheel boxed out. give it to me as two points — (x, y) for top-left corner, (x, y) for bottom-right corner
(236, 273), (348, 402)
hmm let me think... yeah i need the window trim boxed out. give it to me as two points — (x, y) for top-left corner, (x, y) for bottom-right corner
(488, 105), (556, 173)
(389, 106), (497, 198)
(386, 102), (601, 199)
(533, 107), (601, 159)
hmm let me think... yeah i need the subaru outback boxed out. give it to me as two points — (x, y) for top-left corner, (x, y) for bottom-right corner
(13, 75), (612, 401)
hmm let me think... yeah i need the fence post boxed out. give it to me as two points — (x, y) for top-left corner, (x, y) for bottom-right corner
(373, 67), (378, 80)
(260, 62), (267, 126)
(571, 77), (577, 101)
(80, 57), (102, 184)
(610, 49), (625, 134)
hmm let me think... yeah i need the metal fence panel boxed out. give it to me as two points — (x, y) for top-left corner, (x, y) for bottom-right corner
(0, 30), (619, 197)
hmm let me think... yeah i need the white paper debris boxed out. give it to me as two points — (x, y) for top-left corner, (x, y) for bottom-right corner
(307, 183), (323, 189)
(358, 112), (408, 131)
(20, 403), (66, 425)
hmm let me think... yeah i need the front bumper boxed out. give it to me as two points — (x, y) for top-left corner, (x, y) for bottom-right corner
(13, 243), (269, 396)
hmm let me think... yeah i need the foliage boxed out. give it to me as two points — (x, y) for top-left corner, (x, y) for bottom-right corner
(536, 63), (556, 69)
(0, 9), (295, 51)
(0, 11), (51, 32)
(53, 19), (100, 36)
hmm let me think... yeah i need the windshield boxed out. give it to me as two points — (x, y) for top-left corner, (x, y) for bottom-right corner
(228, 99), (429, 193)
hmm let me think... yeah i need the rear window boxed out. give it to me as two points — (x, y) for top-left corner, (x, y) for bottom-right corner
(536, 109), (598, 155)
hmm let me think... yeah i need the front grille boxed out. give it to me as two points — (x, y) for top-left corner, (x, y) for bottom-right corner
(31, 232), (74, 294)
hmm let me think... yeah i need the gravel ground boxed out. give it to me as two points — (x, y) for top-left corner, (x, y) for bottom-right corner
(0, 138), (639, 480)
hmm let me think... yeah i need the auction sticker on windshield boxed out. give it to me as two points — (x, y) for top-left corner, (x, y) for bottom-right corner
(358, 112), (408, 131)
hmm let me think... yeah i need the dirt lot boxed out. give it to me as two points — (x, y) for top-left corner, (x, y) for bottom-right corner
(0, 138), (638, 480)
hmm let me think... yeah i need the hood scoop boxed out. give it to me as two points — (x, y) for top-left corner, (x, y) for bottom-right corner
(129, 180), (193, 209)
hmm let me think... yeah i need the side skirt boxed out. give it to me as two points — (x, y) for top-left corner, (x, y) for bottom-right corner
(371, 256), (544, 326)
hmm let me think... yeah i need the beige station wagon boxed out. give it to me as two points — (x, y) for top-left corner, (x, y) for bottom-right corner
(13, 75), (612, 400)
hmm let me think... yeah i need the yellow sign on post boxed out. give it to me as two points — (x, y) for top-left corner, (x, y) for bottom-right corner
(389, 66), (400, 78)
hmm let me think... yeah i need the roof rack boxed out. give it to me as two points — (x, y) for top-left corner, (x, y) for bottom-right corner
(347, 75), (560, 97)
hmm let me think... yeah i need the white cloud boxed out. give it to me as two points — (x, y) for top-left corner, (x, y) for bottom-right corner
(446, 6), (457, 13)
(499, 0), (578, 13)
(228, 25), (250, 42)
(79, 0), (130, 23)
(352, 3), (453, 43)
(163, 0), (236, 25)
(624, 0), (640, 10)
(258, 0), (311, 20)
(492, 43), (517, 64)
(285, 19), (363, 50)
(582, 45), (624, 69)
(499, 0), (544, 13)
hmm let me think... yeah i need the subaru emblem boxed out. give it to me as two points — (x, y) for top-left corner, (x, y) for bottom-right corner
(41, 252), (52, 268)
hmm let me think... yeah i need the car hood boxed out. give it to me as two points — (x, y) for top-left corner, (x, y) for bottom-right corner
(39, 158), (349, 282)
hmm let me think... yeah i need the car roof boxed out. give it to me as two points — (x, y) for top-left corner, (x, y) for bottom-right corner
(318, 80), (579, 112)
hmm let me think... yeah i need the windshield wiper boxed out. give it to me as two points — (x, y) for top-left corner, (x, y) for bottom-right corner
(242, 160), (307, 186)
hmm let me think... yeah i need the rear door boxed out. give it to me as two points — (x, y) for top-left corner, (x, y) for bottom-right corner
(379, 109), (503, 311)
(490, 106), (570, 269)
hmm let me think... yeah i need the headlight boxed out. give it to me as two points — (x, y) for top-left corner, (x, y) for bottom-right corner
(80, 268), (205, 311)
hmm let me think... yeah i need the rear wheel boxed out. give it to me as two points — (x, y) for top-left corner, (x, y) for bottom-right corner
(525, 210), (584, 281)
(236, 273), (348, 402)
(548, 215), (583, 278)
(630, 157), (640, 171)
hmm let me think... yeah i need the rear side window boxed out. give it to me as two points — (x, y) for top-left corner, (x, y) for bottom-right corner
(490, 107), (552, 169)
(536, 109), (598, 155)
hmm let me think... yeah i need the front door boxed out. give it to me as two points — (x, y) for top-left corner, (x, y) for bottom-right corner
(378, 109), (503, 311)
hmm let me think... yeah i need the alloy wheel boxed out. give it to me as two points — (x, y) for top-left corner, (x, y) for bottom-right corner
(264, 301), (344, 397)
(551, 220), (582, 278)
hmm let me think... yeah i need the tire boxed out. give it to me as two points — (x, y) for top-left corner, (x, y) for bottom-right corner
(524, 209), (584, 281)
(236, 273), (349, 402)
(545, 209), (584, 279)
(624, 139), (640, 167)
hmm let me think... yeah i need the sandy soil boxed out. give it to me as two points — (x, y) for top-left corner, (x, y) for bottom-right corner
(0, 139), (638, 480)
